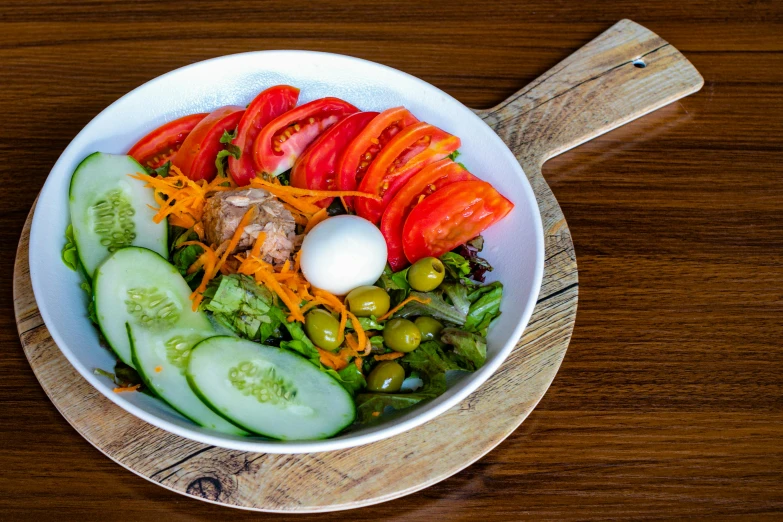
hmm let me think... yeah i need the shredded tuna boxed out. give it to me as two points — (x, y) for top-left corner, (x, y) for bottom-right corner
(202, 188), (299, 265)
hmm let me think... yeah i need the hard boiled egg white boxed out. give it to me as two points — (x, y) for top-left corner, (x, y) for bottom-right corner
(299, 215), (388, 295)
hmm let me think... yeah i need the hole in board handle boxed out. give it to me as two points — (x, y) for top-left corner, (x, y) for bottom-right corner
(632, 58), (646, 68)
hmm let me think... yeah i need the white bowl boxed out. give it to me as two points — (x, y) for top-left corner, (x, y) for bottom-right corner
(29, 51), (544, 453)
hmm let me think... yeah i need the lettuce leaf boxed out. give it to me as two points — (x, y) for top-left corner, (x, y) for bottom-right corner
(465, 282), (503, 334)
(440, 281), (471, 316)
(145, 160), (171, 177)
(347, 316), (385, 331)
(62, 224), (78, 271)
(337, 364), (366, 395)
(441, 328), (487, 371)
(354, 341), (462, 424)
(203, 275), (283, 342)
(215, 129), (241, 178)
(440, 252), (471, 280)
(396, 291), (467, 325)
(354, 392), (434, 424)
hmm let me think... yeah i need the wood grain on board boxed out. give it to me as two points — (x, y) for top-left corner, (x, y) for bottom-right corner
(2, 1), (782, 520)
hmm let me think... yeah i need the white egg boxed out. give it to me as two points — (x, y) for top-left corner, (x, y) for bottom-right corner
(299, 215), (388, 295)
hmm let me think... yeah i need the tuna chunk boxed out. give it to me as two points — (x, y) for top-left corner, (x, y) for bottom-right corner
(202, 188), (298, 265)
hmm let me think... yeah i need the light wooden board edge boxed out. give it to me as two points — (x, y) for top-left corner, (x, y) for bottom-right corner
(13, 19), (701, 512)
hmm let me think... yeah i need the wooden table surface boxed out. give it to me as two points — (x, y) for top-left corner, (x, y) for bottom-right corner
(1, 1), (781, 519)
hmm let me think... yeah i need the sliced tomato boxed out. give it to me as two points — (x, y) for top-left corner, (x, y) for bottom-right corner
(290, 111), (379, 208)
(380, 159), (477, 270)
(335, 107), (419, 210)
(172, 106), (245, 181)
(253, 97), (359, 177)
(127, 113), (208, 169)
(402, 180), (514, 264)
(356, 122), (460, 224)
(228, 85), (299, 186)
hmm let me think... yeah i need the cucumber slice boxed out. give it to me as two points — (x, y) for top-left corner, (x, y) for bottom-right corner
(93, 247), (196, 368)
(69, 152), (167, 277)
(187, 337), (356, 440)
(127, 324), (246, 435)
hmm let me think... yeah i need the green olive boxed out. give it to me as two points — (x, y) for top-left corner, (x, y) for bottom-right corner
(304, 309), (343, 351)
(407, 257), (446, 292)
(345, 285), (391, 317)
(383, 318), (421, 353)
(366, 361), (405, 392)
(414, 316), (444, 341)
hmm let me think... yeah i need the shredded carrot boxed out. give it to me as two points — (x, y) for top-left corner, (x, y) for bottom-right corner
(154, 366), (163, 373)
(293, 249), (303, 273)
(193, 222), (205, 240)
(113, 384), (141, 393)
(318, 347), (349, 370)
(252, 268), (305, 322)
(374, 352), (405, 361)
(249, 231), (266, 259)
(346, 310), (366, 352)
(339, 196), (349, 212)
(168, 213), (197, 229)
(377, 295), (432, 321)
(371, 411), (381, 417)
(181, 241), (218, 311)
(344, 333), (360, 355)
(304, 207), (329, 234)
(213, 207), (256, 276)
(354, 357), (363, 371)
(250, 178), (382, 201)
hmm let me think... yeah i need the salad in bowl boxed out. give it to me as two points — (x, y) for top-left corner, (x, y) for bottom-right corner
(30, 50), (544, 452)
(62, 84), (513, 441)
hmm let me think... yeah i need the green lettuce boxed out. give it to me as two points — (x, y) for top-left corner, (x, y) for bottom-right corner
(62, 224), (78, 271)
(354, 392), (434, 424)
(440, 281), (471, 316)
(337, 364), (366, 395)
(354, 341), (463, 424)
(396, 291), (467, 325)
(440, 252), (471, 280)
(465, 282), (503, 334)
(215, 129), (241, 178)
(203, 275), (283, 342)
(441, 328), (487, 371)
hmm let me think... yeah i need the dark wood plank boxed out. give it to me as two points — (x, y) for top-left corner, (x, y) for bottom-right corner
(0, 0), (781, 519)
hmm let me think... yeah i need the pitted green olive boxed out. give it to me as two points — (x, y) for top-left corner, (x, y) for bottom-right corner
(407, 257), (445, 292)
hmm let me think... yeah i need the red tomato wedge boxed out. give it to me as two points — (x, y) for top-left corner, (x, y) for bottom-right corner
(402, 180), (514, 264)
(128, 113), (208, 169)
(253, 97), (359, 177)
(380, 159), (477, 270)
(228, 85), (299, 186)
(335, 107), (418, 210)
(172, 106), (245, 181)
(356, 122), (460, 224)
(290, 111), (379, 208)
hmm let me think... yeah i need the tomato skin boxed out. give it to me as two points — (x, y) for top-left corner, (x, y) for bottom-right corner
(290, 111), (379, 208)
(172, 106), (245, 181)
(128, 113), (208, 169)
(229, 85), (299, 186)
(356, 122), (460, 224)
(402, 180), (514, 264)
(381, 159), (477, 271)
(335, 107), (418, 210)
(253, 97), (359, 177)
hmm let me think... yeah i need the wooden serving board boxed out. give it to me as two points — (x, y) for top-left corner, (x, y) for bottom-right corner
(13, 19), (702, 512)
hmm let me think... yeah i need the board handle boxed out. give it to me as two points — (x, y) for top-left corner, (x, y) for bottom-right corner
(476, 19), (704, 173)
